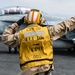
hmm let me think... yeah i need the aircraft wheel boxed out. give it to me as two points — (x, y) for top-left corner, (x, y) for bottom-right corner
(68, 48), (75, 52)
(8, 47), (17, 54)
(8, 47), (11, 53)
(14, 47), (17, 54)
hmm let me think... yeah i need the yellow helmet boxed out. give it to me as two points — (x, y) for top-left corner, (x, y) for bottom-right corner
(24, 9), (45, 25)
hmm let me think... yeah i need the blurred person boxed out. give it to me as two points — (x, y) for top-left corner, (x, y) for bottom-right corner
(2, 9), (75, 75)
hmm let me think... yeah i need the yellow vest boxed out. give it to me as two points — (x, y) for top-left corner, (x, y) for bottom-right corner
(19, 24), (53, 70)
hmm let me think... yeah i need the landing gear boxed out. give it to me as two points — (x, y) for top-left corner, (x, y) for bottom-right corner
(69, 38), (75, 52)
(8, 47), (17, 54)
(68, 48), (75, 52)
(8, 47), (11, 53)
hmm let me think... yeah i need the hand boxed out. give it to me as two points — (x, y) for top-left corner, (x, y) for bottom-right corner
(16, 16), (25, 26)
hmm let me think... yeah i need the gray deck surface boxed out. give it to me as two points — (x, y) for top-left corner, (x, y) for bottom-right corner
(0, 42), (75, 75)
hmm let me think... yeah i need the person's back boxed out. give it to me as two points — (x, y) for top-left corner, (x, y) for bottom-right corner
(19, 9), (54, 75)
(20, 24), (53, 69)
(2, 9), (75, 75)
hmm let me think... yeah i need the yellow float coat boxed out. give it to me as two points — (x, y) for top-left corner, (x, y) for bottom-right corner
(19, 24), (53, 70)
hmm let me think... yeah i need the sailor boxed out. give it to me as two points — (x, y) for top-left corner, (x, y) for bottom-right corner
(2, 9), (75, 75)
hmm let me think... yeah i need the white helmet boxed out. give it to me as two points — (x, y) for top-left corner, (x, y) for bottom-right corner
(25, 9), (45, 25)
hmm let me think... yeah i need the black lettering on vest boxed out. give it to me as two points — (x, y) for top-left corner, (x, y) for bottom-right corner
(31, 43), (43, 52)
(37, 36), (44, 40)
(33, 55), (41, 59)
(26, 27), (35, 31)
(25, 37), (34, 41)
(31, 48), (35, 52)
(25, 38), (27, 41)
(25, 36), (44, 41)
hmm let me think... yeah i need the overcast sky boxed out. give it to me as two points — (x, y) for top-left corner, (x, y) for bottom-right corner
(0, 0), (75, 17)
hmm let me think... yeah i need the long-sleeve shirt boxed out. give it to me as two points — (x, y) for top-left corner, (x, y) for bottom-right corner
(2, 17), (75, 48)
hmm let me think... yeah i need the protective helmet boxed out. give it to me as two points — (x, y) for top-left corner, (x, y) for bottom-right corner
(24, 9), (45, 25)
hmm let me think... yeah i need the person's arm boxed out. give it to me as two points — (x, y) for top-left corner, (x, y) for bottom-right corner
(47, 17), (75, 41)
(2, 16), (25, 48)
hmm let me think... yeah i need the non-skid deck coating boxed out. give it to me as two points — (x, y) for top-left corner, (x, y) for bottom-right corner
(0, 42), (75, 75)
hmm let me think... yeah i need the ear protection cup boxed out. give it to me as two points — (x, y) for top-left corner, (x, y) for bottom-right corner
(40, 18), (45, 25)
(24, 16), (27, 23)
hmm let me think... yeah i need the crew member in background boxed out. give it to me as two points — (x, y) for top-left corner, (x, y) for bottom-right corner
(2, 9), (75, 75)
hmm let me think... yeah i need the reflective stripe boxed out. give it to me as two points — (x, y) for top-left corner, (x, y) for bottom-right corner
(33, 11), (38, 22)
(32, 11), (34, 22)
(28, 11), (33, 21)
(27, 11), (39, 23)
(24, 31), (45, 37)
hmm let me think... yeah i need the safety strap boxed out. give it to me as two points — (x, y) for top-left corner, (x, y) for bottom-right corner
(20, 58), (53, 67)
